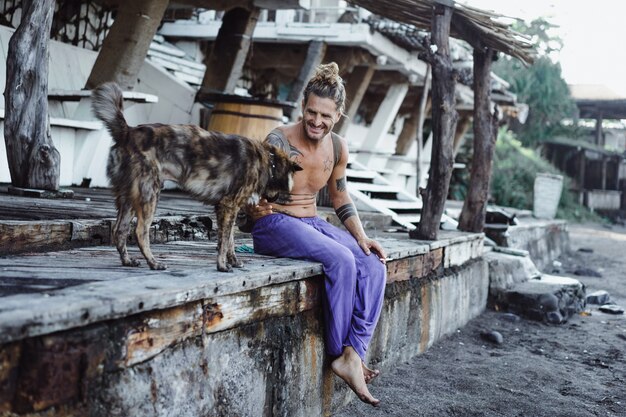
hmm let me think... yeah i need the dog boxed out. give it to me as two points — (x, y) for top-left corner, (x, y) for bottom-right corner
(91, 82), (301, 272)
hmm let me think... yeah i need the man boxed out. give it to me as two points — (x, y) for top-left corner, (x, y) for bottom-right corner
(248, 62), (387, 406)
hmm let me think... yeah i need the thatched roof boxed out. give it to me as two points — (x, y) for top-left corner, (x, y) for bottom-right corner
(348, 0), (535, 65)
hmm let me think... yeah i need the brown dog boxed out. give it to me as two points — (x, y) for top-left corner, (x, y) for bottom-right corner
(91, 82), (301, 272)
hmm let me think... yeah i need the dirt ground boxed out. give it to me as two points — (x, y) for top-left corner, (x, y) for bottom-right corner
(334, 222), (626, 417)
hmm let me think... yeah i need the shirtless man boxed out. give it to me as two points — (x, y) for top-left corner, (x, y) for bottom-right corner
(248, 62), (387, 406)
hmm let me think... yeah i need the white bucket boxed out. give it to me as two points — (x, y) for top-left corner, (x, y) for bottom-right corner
(533, 173), (563, 219)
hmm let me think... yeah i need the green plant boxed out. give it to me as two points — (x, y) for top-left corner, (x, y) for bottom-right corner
(489, 129), (603, 222)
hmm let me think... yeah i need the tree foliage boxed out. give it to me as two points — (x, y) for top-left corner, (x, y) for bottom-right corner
(493, 18), (576, 147)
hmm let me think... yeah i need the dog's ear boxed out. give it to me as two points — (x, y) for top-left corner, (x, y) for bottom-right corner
(291, 161), (303, 172)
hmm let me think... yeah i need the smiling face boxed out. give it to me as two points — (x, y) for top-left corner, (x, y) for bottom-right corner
(301, 94), (341, 142)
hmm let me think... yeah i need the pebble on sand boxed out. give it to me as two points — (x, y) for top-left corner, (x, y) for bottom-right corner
(480, 330), (504, 345)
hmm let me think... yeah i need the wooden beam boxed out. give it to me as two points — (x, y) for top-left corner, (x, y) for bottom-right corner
(411, 3), (458, 240)
(457, 47), (497, 233)
(415, 66), (432, 195)
(3, 0), (60, 191)
(395, 68), (431, 156)
(286, 40), (328, 121)
(452, 114), (472, 155)
(356, 83), (409, 166)
(199, 7), (260, 94)
(334, 65), (375, 136)
(85, 0), (169, 90)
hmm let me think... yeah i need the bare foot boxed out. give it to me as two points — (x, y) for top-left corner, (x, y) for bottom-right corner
(362, 362), (380, 384)
(331, 347), (380, 406)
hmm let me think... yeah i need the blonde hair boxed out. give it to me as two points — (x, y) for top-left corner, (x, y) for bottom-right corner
(303, 62), (346, 115)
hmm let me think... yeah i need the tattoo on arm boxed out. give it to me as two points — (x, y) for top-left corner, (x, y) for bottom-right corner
(335, 203), (357, 224)
(335, 177), (346, 192)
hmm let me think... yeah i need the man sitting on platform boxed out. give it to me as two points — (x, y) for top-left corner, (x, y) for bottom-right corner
(247, 62), (387, 406)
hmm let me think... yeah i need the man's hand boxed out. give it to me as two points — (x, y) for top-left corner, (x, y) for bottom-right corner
(248, 198), (273, 220)
(357, 237), (387, 264)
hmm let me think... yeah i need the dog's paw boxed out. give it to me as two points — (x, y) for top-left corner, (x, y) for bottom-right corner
(149, 261), (167, 270)
(123, 258), (141, 267)
(217, 263), (233, 273)
(228, 256), (244, 269)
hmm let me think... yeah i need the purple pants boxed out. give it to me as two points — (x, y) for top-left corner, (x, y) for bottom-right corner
(252, 213), (386, 361)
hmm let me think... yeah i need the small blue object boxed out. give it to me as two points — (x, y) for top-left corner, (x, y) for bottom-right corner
(235, 244), (254, 253)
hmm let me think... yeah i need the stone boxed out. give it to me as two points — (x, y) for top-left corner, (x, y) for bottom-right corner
(480, 330), (504, 345)
(538, 293), (559, 312)
(586, 290), (610, 305)
(577, 247), (594, 253)
(498, 313), (520, 323)
(546, 311), (563, 324)
(574, 267), (602, 278)
(599, 304), (624, 315)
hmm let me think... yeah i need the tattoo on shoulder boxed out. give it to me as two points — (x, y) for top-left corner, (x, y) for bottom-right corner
(289, 144), (303, 159)
(266, 134), (286, 151)
(335, 203), (357, 224)
(335, 177), (346, 192)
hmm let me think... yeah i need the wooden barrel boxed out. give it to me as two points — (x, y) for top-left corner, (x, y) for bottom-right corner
(202, 95), (293, 141)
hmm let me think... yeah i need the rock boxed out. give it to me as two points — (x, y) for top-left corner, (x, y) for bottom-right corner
(586, 290), (611, 305)
(538, 293), (559, 312)
(480, 330), (504, 345)
(577, 247), (594, 253)
(599, 304), (624, 315)
(574, 267), (602, 277)
(499, 313), (521, 323)
(546, 311), (564, 324)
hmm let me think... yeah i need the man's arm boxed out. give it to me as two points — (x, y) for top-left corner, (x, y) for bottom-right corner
(327, 136), (387, 263)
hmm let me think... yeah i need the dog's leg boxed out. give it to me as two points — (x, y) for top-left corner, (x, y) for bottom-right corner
(226, 207), (243, 269)
(215, 203), (242, 272)
(135, 198), (167, 270)
(113, 200), (140, 267)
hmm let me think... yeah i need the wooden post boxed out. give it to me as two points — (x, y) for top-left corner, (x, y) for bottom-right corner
(85, 0), (170, 90)
(410, 3), (458, 240)
(457, 47), (497, 233)
(3, 0), (60, 191)
(578, 149), (586, 204)
(334, 65), (375, 136)
(287, 40), (327, 121)
(595, 114), (603, 147)
(199, 7), (260, 94)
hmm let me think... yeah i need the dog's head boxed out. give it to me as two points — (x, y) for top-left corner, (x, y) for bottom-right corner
(263, 144), (302, 202)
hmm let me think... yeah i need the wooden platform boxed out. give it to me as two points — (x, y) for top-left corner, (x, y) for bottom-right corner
(0, 184), (473, 341)
(0, 184), (490, 415)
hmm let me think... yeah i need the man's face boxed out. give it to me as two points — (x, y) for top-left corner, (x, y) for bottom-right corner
(301, 94), (340, 141)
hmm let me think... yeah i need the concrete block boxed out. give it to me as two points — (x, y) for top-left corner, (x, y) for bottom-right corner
(500, 274), (586, 323)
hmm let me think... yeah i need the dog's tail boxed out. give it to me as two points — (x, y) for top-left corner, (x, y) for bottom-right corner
(91, 82), (128, 142)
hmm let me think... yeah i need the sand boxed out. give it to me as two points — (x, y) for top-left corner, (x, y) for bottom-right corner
(334, 222), (626, 417)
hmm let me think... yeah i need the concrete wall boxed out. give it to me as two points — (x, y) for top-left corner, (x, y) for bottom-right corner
(486, 219), (570, 271)
(0, 233), (487, 416)
(92, 260), (487, 417)
(584, 189), (622, 211)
